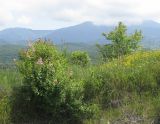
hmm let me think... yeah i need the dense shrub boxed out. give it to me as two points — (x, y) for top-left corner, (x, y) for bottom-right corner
(70, 51), (90, 66)
(11, 40), (96, 124)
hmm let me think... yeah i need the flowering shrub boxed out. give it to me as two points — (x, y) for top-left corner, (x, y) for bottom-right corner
(11, 40), (96, 123)
(17, 40), (67, 94)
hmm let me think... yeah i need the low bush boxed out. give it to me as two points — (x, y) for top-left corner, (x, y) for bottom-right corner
(70, 51), (90, 66)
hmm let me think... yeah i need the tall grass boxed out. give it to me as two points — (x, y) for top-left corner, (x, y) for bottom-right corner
(0, 67), (22, 123)
(0, 68), (22, 91)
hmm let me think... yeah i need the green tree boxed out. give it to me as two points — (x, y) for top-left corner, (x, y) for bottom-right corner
(97, 22), (143, 60)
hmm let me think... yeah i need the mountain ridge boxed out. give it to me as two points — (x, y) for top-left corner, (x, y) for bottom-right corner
(0, 20), (160, 48)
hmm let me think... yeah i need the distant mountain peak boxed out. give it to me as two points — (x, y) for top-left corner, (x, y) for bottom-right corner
(76, 21), (94, 27)
(80, 21), (93, 25)
(2, 27), (32, 32)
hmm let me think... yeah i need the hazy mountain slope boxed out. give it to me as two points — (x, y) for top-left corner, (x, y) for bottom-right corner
(128, 21), (160, 49)
(0, 45), (24, 64)
(45, 22), (110, 44)
(0, 20), (160, 48)
(0, 28), (51, 44)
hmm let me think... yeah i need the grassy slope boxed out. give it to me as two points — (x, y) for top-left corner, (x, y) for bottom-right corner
(0, 49), (160, 123)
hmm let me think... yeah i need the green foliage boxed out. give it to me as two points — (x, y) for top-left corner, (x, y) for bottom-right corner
(97, 22), (143, 60)
(1, 40), (160, 123)
(11, 39), (95, 123)
(71, 51), (90, 66)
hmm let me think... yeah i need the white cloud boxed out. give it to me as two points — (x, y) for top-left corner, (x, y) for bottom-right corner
(17, 16), (31, 25)
(0, 7), (13, 26)
(0, 0), (160, 29)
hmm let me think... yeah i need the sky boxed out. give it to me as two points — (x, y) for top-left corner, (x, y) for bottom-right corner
(0, 0), (160, 30)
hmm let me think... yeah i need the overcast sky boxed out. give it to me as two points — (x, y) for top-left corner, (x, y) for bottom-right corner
(0, 0), (160, 30)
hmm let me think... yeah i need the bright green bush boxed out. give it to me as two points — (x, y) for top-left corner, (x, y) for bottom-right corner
(11, 40), (96, 123)
(70, 51), (90, 66)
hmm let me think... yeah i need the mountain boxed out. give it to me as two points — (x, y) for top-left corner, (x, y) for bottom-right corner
(0, 22), (110, 44)
(45, 22), (111, 44)
(0, 20), (160, 48)
(128, 20), (160, 49)
(0, 28), (51, 44)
